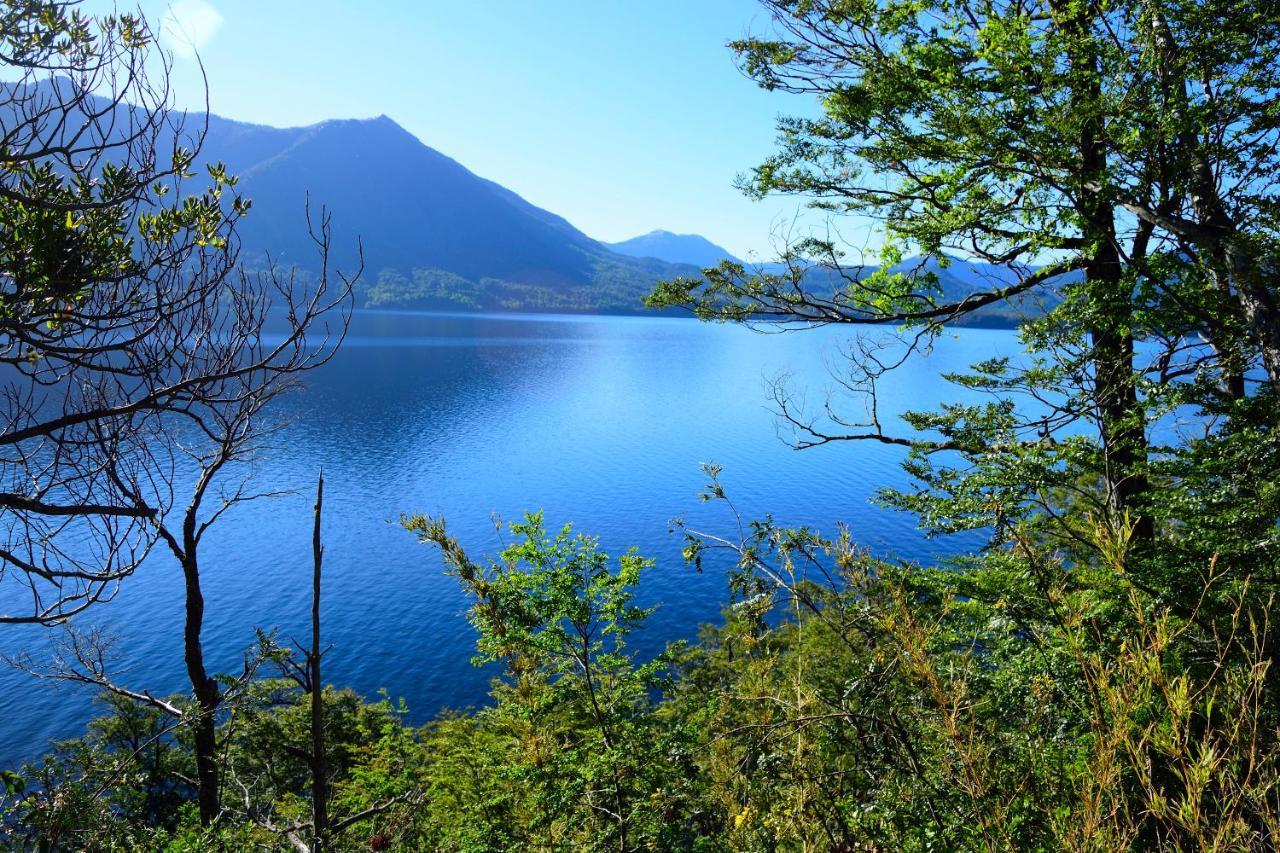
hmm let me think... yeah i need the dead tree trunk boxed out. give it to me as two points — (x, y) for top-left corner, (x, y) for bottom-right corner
(309, 472), (329, 852)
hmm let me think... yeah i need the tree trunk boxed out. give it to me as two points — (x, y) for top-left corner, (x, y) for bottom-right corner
(1088, 276), (1153, 542)
(182, 553), (221, 825)
(1059, 0), (1153, 543)
(1185, 119), (1280, 386)
(1221, 241), (1280, 385)
(310, 474), (329, 852)
(1148, 0), (1280, 387)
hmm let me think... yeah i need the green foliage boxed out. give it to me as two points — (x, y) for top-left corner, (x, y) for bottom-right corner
(403, 512), (708, 851)
(365, 268), (482, 311)
(0, 7), (248, 327)
(17, 507), (1278, 851)
(7, 693), (195, 848)
(6, 0), (1280, 850)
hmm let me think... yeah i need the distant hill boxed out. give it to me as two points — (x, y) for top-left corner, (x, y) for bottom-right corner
(599, 231), (1064, 326)
(888, 255), (1069, 328)
(606, 230), (741, 268)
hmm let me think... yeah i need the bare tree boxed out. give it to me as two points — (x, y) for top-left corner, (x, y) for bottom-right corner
(0, 3), (353, 625)
(305, 473), (329, 852)
(0, 2), (361, 827)
(14, 210), (356, 822)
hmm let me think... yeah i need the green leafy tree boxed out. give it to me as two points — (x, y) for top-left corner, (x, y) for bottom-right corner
(405, 512), (706, 851)
(649, 0), (1280, 627)
(647, 0), (1280, 846)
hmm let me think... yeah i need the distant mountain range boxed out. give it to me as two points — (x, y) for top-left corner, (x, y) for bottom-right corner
(884, 255), (1068, 328)
(189, 112), (1060, 324)
(13, 80), (1061, 324)
(605, 230), (741, 268)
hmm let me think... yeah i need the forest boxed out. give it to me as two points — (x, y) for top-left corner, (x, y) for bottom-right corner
(3, 0), (1280, 849)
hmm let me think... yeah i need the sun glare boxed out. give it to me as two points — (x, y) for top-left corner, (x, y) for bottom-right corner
(160, 0), (224, 60)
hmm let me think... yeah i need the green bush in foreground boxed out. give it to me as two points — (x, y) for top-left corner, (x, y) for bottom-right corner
(5, 508), (1277, 851)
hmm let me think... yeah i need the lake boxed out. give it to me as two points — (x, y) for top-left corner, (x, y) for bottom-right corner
(0, 310), (1020, 768)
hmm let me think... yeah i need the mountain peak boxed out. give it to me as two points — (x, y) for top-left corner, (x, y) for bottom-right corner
(369, 113), (404, 129)
(606, 230), (740, 267)
(308, 113), (411, 137)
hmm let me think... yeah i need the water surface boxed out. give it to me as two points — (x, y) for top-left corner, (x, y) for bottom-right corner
(0, 310), (1018, 767)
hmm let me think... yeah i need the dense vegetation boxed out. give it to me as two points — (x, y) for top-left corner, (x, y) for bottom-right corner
(360, 253), (689, 316)
(4, 0), (1280, 850)
(9, 505), (1279, 850)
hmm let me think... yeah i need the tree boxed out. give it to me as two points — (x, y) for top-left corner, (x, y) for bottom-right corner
(0, 1), (359, 827)
(649, 0), (1280, 599)
(0, 1), (353, 627)
(1109, 0), (1280, 385)
(405, 512), (702, 851)
(648, 0), (1280, 842)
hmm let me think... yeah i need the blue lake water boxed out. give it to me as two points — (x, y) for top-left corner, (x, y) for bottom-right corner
(0, 310), (1020, 768)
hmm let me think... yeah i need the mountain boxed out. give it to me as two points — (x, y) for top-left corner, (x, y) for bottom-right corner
(10, 80), (1057, 324)
(187, 112), (700, 313)
(188, 109), (1070, 324)
(744, 253), (1067, 328)
(605, 230), (741, 268)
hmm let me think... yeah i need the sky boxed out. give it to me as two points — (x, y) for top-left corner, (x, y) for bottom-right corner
(88, 0), (835, 260)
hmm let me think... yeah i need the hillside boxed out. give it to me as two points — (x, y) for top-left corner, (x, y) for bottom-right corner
(195, 114), (1055, 324)
(889, 255), (1068, 327)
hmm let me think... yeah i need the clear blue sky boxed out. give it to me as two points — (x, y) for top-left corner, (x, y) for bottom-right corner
(97, 0), (835, 259)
